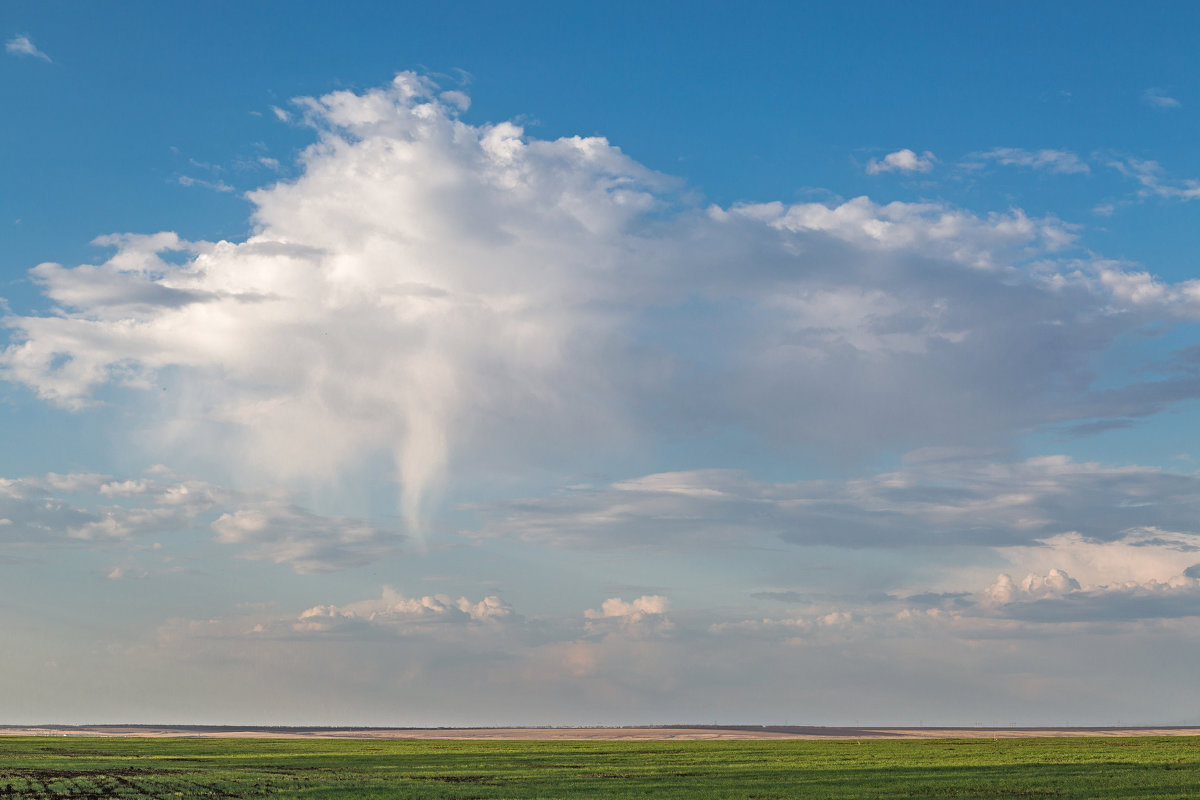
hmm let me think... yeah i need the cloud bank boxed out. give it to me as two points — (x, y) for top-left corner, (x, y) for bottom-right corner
(469, 455), (1200, 552)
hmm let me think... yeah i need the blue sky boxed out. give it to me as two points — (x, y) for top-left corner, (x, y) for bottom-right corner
(4, 1), (1200, 726)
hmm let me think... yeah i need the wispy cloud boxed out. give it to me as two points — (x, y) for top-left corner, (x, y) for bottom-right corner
(1108, 156), (1200, 201)
(5, 34), (51, 62)
(212, 501), (400, 574)
(865, 148), (936, 174)
(468, 456), (1200, 554)
(971, 147), (1090, 174)
(0, 470), (404, 573)
(1142, 88), (1181, 109)
(106, 565), (149, 580)
(176, 175), (235, 193)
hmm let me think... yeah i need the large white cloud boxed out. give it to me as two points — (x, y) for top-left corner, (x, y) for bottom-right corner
(4, 72), (1200, 534)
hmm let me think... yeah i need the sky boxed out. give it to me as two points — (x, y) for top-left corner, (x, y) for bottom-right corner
(3, 1), (1200, 726)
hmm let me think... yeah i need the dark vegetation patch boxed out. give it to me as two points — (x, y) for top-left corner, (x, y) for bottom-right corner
(412, 774), (503, 784)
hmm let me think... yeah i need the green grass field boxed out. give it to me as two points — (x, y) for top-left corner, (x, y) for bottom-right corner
(0, 736), (1197, 799)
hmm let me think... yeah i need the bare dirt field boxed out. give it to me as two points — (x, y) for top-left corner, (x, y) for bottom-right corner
(2, 724), (1198, 740)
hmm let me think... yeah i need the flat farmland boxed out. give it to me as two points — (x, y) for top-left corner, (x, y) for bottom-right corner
(0, 735), (1198, 799)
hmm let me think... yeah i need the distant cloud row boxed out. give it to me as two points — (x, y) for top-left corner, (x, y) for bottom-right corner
(865, 88), (1184, 179)
(866, 143), (1200, 211)
(7, 451), (1200, 625)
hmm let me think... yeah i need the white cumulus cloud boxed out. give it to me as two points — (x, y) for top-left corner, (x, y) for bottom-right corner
(865, 148), (936, 174)
(985, 569), (1081, 604)
(982, 568), (1200, 623)
(584, 595), (673, 636)
(584, 594), (669, 621)
(293, 586), (513, 633)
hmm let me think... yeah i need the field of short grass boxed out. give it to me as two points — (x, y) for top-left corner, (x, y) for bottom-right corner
(0, 735), (1197, 799)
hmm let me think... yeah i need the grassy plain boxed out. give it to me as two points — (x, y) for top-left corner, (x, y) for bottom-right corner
(0, 735), (1197, 799)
